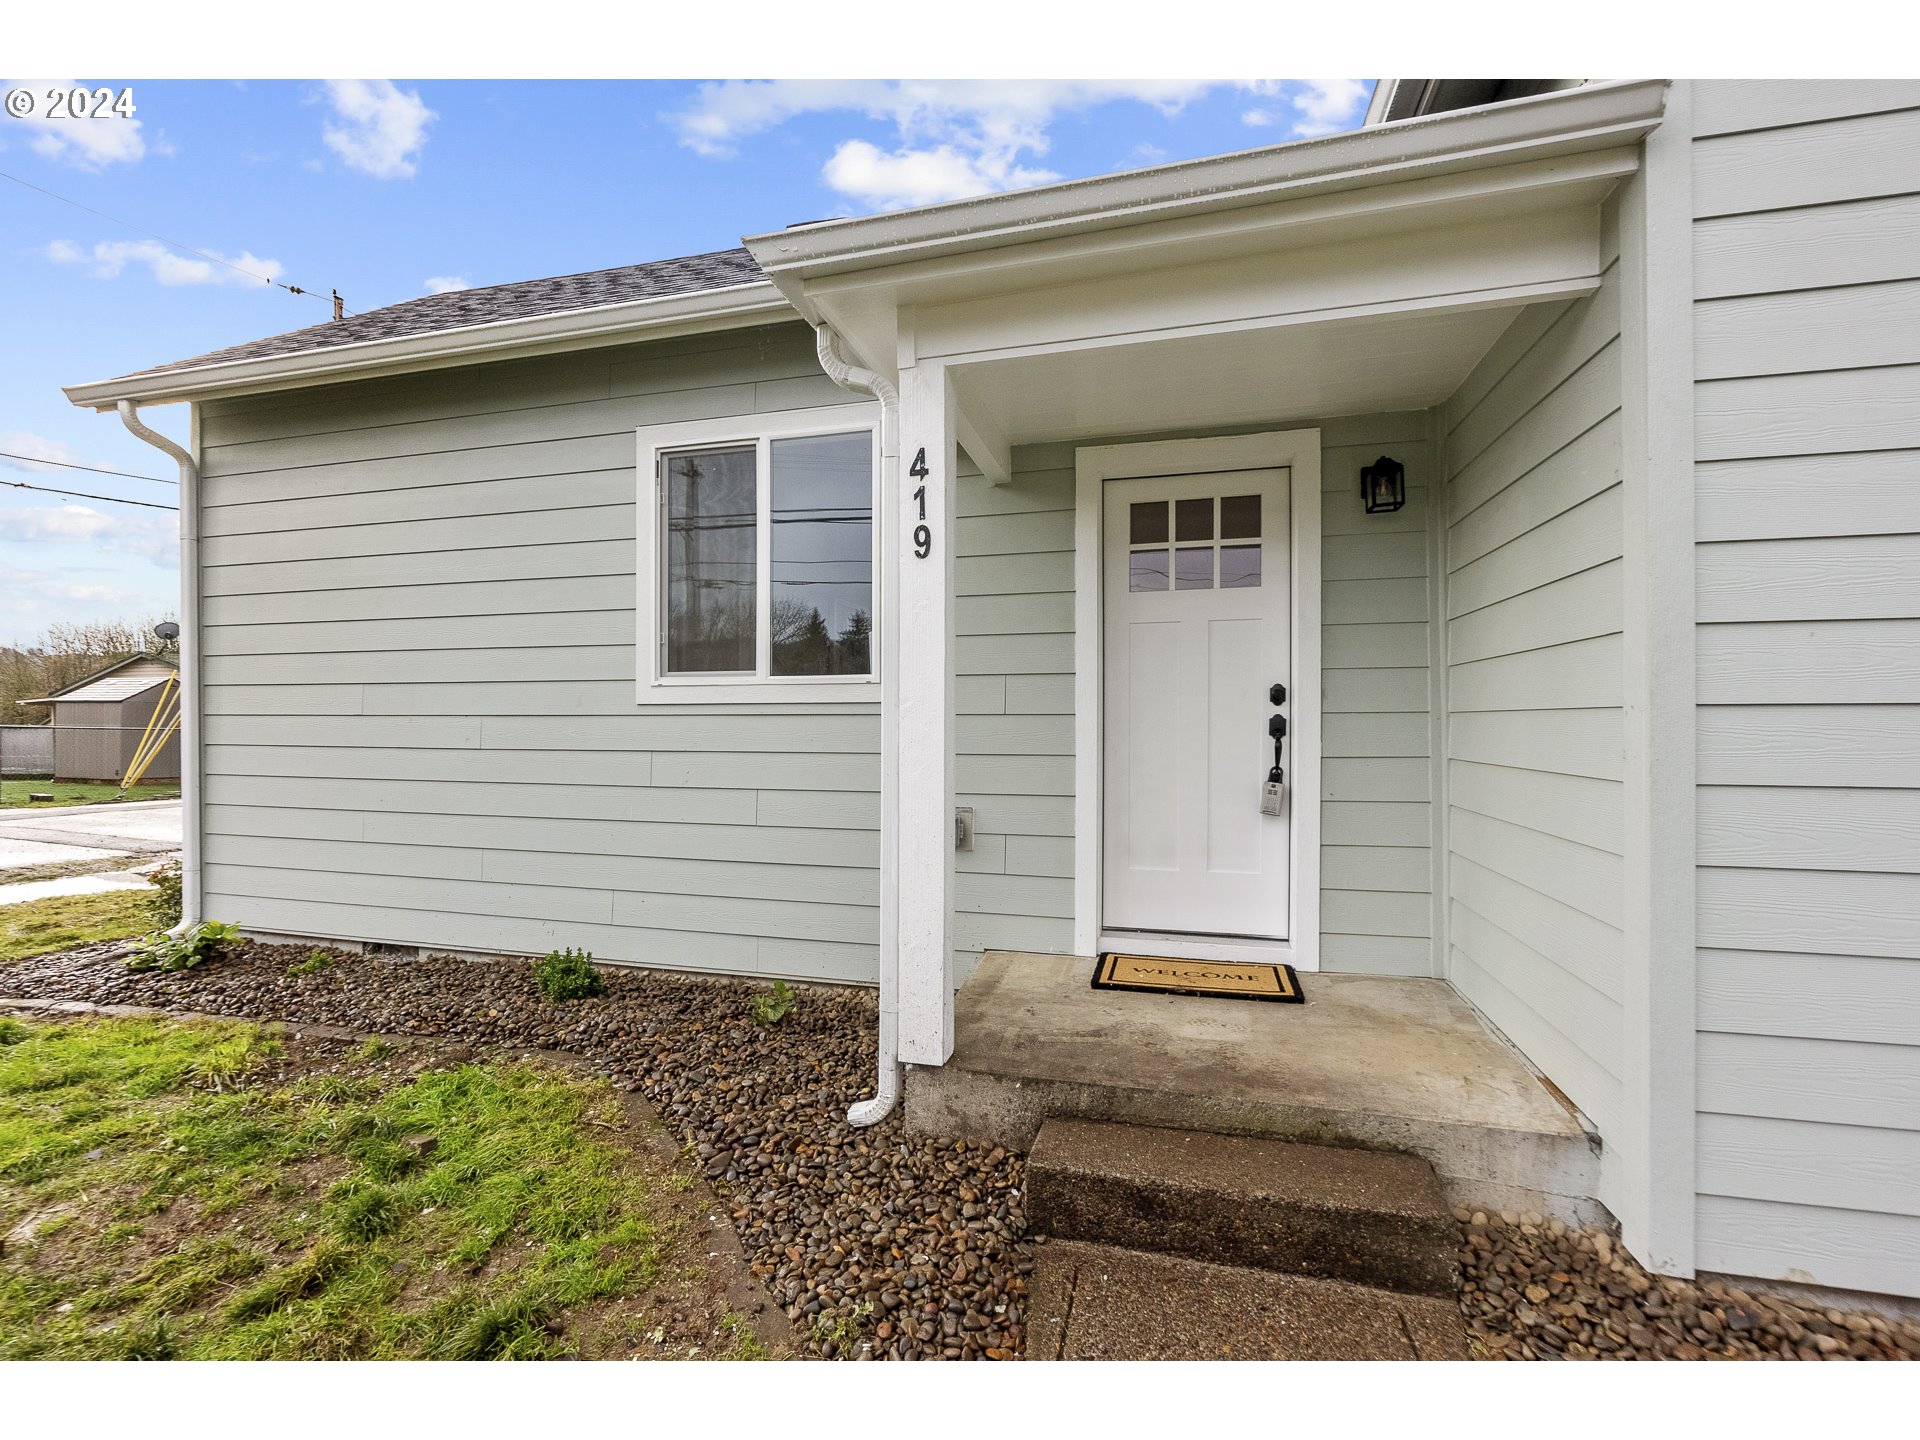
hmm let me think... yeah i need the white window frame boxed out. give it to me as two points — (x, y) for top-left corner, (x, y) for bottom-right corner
(636, 403), (882, 705)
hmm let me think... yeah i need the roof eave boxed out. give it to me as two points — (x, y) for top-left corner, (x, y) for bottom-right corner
(745, 79), (1667, 292)
(64, 280), (794, 411)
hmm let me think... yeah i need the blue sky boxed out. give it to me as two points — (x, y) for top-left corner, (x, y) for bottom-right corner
(0, 78), (1374, 642)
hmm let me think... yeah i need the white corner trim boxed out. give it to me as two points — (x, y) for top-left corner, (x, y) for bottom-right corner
(634, 401), (882, 707)
(1617, 80), (1699, 1277)
(1072, 429), (1323, 966)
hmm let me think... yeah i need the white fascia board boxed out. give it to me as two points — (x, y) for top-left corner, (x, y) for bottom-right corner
(64, 282), (793, 410)
(744, 80), (1668, 288)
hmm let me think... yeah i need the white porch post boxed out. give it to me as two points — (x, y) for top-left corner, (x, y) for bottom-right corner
(895, 356), (957, 1065)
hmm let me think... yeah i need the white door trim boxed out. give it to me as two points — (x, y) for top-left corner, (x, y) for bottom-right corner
(1073, 429), (1322, 968)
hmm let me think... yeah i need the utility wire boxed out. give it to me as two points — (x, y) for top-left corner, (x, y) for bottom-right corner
(2, 475), (177, 511)
(0, 167), (346, 312)
(0, 451), (175, 486)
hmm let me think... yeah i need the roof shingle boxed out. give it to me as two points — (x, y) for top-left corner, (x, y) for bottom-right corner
(128, 247), (767, 379)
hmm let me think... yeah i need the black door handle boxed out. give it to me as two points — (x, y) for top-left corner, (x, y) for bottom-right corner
(1268, 714), (1287, 740)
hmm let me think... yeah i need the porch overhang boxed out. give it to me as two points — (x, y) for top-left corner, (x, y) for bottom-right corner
(746, 80), (1668, 1077)
(744, 78), (1668, 399)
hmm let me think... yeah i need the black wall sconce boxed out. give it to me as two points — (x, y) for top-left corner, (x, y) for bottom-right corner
(1361, 455), (1407, 514)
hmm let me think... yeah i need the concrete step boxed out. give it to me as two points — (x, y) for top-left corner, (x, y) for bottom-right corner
(906, 951), (1604, 1225)
(1026, 1118), (1460, 1296)
(1028, 1238), (1468, 1361)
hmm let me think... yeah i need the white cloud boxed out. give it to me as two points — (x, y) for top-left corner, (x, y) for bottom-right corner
(1, 79), (147, 169)
(4, 502), (177, 563)
(823, 140), (1060, 211)
(0, 556), (163, 629)
(670, 79), (1222, 211)
(46, 238), (282, 288)
(1243, 79), (1372, 137)
(321, 79), (434, 179)
(422, 275), (468, 294)
(0, 431), (79, 472)
(671, 79), (1375, 214)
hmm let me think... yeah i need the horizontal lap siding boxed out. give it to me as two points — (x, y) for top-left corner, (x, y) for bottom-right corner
(1690, 82), (1920, 1298)
(196, 322), (883, 985)
(1439, 211), (1626, 1144)
(953, 456), (1077, 977)
(1317, 413), (1436, 975)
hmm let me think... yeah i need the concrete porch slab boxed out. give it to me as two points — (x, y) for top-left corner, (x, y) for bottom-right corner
(904, 950), (1604, 1223)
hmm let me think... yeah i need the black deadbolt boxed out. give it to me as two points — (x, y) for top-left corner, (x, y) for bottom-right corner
(1269, 682), (1287, 705)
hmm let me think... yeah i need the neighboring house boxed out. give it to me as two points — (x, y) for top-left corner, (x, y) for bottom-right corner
(64, 80), (1920, 1306)
(17, 653), (181, 782)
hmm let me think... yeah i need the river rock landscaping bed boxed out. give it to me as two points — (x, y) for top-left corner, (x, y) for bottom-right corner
(6, 938), (1913, 1361)
(1457, 1207), (1919, 1360)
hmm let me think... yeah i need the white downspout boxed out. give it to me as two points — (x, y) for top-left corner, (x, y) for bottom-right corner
(116, 400), (201, 935)
(816, 323), (901, 1128)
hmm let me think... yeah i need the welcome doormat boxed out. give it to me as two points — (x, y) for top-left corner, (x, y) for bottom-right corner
(1092, 952), (1304, 1003)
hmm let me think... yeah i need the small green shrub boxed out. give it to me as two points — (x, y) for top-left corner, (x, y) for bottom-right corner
(533, 947), (602, 1003)
(750, 980), (795, 1026)
(286, 948), (332, 977)
(144, 861), (183, 930)
(125, 920), (239, 973)
(0, 1016), (29, 1046)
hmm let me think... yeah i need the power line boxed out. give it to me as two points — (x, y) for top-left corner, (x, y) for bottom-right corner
(1, 476), (177, 511)
(0, 167), (347, 312)
(0, 451), (175, 486)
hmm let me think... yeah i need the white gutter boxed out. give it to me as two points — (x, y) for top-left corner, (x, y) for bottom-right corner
(115, 400), (200, 935)
(745, 79), (1667, 286)
(65, 281), (792, 411)
(814, 323), (902, 1128)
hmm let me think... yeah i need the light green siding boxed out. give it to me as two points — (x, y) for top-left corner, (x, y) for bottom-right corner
(1438, 195), (1627, 1144)
(196, 321), (882, 984)
(953, 454), (1076, 980)
(1688, 79), (1920, 1298)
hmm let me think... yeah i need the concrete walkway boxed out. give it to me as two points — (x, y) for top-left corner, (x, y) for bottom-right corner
(0, 799), (182, 861)
(0, 799), (180, 905)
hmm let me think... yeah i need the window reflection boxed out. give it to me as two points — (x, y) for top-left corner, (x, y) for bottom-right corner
(770, 432), (873, 676)
(665, 446), (756, 673)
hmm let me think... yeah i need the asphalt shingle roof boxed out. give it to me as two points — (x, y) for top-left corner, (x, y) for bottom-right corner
(128, 247), (768, 378)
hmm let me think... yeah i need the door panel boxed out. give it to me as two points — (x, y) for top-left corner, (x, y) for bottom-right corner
(1103, 468), (1292, 938)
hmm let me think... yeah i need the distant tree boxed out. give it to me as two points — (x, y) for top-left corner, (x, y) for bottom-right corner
(839, 609), (872, 674)
(0, 617), (172, 722)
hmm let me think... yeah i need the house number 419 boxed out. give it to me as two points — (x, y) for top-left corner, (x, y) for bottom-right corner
(909, 447), (933, 558)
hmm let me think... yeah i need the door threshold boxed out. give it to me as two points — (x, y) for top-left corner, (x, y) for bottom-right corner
(1099, 931), (1303, 969)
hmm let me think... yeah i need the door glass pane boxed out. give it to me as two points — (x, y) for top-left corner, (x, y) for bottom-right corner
(1220, 494), (1261, 539)
(1220, 543), (1262, 589)
(1129, 550), (1170, 591)
(1130, 500), (1169, 545)
(665, 446), (756, 673)
(1176, 547), (1214, 590)
(1176, 496), (1214, 542)
(770, 431), (873, 676)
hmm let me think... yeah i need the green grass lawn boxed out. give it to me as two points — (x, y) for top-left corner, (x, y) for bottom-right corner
(0, 889), (158, 965)
(0, 1015), (761, 1359)
(0, 779), (180, 809)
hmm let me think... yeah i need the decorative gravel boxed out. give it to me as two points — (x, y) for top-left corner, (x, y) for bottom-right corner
(3, 941), (1029, 1361)
(8, 939), (1913, 1362)
(1457, 1207), (1919, 1360)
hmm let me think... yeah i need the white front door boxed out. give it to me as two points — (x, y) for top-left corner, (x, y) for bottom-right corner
(1102, 468), (1293, 939)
